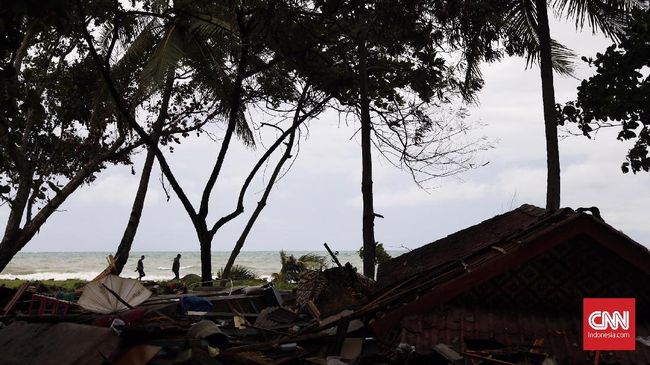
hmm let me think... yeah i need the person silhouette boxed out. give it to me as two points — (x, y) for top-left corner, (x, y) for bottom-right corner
(135, 255), (145, 280)
(172, 254), (181, 280)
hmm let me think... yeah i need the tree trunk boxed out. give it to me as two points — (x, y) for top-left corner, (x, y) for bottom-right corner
(113, 75), (173, 274)
(196, 22), (249, 285)
(113, 142), (158, 274)
(222, 125), (299, 279)
(0, 236), (23, 273)
(0, 135), (125, 272)
(198, 21), (249, 221)
(0, 179), (28, 271)
(199, 231), (213, 284)
(535, 0), (561, 210)
(358, 34), (376, 279)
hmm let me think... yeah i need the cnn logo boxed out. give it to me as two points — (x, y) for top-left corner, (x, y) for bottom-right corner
(587, 310), (629, 330)
(583, 298), (635, 351)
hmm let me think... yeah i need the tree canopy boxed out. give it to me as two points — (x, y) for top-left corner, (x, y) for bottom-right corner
(559, 8), (650, 174)
(4, 0), (621, 278)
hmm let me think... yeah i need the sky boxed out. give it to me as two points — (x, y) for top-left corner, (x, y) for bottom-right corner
(3, 18), (649, 253)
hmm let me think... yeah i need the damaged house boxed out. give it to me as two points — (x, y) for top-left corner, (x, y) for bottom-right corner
(373, 204), (650, 364)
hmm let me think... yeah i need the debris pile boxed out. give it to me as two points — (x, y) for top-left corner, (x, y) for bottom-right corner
(0, 257), (392, 365)
(3, 205), (650, 365)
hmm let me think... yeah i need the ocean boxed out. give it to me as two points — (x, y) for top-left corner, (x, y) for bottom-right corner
(0, 251), (403, 281)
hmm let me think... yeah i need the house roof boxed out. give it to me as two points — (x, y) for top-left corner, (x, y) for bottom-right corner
(369, 204), (650, 334)
(377, 204), (650, 287)
(377, 204), (548, 286)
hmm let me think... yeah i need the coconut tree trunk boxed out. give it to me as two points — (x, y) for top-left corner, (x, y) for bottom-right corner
(535, 0), (561, 210)
(112, 141), (158, 274)
(112, 75), (173, 274)
(358, 34), (376, 279)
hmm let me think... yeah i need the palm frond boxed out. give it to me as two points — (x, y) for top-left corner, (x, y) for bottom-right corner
(298, 253), (327, 270)
(150, 0), (170, 13)
(187, 13), (237, 41)
(138, 24), (185, 98)
(549, 39), (577, 75)
(115, 20), (161, 77)
(236, 108), (256, 147)
(552, 0), (628, 38)
(507, 0), (541, 45)
(524, 38), (577, 76)
(461, 46), (484, 104)
(216, 265), (257, 280)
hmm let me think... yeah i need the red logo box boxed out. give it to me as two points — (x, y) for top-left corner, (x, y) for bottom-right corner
(583, 298), (635, 351)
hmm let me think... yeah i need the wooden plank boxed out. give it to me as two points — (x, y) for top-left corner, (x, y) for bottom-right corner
(2, 282), (29, 315)
(186, 311), (259, 318)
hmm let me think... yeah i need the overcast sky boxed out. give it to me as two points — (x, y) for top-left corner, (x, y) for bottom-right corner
(3, 18), (649, 253)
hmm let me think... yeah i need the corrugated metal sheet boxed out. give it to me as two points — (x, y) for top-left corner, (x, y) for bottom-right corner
(400, 306), (650, 364)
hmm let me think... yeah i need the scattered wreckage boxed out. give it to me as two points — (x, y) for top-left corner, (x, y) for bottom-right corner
(1, 205), (650, 364)
(0, 255), (385, 365)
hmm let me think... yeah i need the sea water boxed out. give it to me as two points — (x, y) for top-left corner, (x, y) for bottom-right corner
(0, 251), (402, 281)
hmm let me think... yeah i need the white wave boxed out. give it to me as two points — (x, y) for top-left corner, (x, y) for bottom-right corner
(0, 272), (101, 281)
(155, 265), (194, 270)
(0, 272), (179, 282)
(259, 275), (272, 282)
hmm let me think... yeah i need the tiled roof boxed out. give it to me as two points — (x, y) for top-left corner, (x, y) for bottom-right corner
(377, 204), (550, 286)
(377, 205), (650, 288)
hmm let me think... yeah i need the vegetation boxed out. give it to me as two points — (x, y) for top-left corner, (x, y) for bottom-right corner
(0, 1), (133, 272)
(216, 265), (257, 281)
(1, 0), (643, 280)
(358, 242), (392, 267)
(559, 8), (650, 174)
(499, 0), (631, 209)
(75, 1), (331, 283)
(272, 250), (327, 283)
(0, 279), (86, 291)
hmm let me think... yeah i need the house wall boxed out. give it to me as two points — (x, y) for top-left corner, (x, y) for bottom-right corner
(448, 235), (650, 318)
(398, 305), (650, 364)
(394, 237), (650, 363)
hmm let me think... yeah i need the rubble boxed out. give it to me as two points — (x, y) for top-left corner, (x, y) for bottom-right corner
(2, 204), (648, 365)
(0, 257), (387, 365)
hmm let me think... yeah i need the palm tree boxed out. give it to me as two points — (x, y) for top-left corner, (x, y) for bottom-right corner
(506, 0), (629, 209)
(81, 1), (316, 284)
(96, 4), (253, 275)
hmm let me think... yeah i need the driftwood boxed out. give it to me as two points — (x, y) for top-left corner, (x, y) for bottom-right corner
(323, 243), (342, 268)
(1, 282), (29, 315)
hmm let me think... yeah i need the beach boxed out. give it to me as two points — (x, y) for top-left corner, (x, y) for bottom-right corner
(0, 251), (402, 282)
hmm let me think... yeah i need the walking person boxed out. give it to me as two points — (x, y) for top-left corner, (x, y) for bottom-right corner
(172, 254), (181, 280)
(135, 255), (145, 280)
